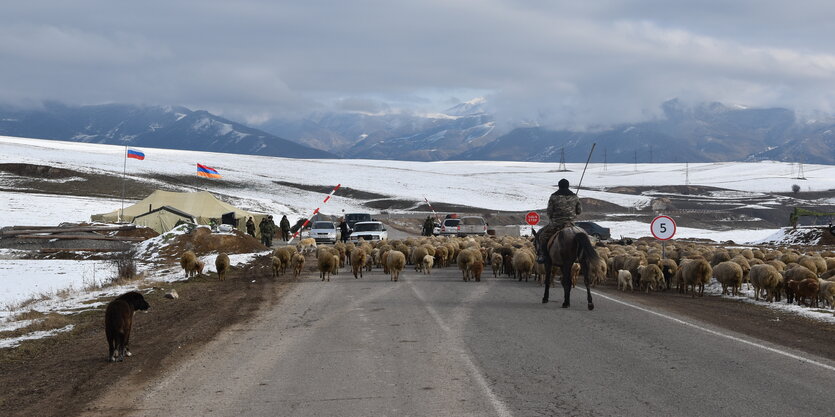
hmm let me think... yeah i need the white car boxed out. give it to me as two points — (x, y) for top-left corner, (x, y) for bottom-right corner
(349, 221), (388, 242)
(310, 221), (337, 244)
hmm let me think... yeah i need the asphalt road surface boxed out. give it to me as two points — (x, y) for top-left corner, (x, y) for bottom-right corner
(108, 260), (834, 417)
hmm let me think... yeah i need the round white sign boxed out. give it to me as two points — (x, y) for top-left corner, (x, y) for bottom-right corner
(651, 215), (676, 240)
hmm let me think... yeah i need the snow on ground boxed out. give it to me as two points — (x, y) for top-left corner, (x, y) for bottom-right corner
(1, 136), (833, 346)
(703, 280), (835, 324)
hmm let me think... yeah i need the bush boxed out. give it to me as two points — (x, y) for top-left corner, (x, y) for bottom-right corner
(792, 184), (801, 194)
(111, 249), (138, 281)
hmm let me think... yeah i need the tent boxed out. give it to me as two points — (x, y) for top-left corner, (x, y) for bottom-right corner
(133, 206), (196, 234)
(92, 190), (268, 236)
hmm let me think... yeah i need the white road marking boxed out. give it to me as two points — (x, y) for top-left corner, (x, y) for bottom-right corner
(408, 280), (514, 417)
(593, 291), (835, 373)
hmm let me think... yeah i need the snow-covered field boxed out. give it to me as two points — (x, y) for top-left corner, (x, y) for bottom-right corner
(1, 135), (833, 343)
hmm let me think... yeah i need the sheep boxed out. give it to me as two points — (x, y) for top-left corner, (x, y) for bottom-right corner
(659, 258), (678, 290)
(587, 256), (608, 287)
(730, 256), (752, 290)
(570, 262), (581, 288)
(637, 264), (664, 293)
(458, 248), (478, 282)
(617, 270), (633, 291)
(273, 247), (293, 275)
(331, 254), (340, 275)
(434, 246), (449, 269)
(411, 246), (431, 271)
(351, 249), (367, 279)
(298, 237), (317, 254)
(749, 264), (782, 302)
(317, 251), (337, 281)
(710, 250), (731, 267)
(291, 253), (305, 279)
(180, 250), (204, 278)
(680, 258), (712, 297)
(713, 261), (744, 296)
(386, 250), (406, 281)
(789, 278), (820, 307)
(471, 260), (484, 282)
(491, 253), (503, 278)
(512, 250), (535, 282)
(782, 265), (817, 304)
(421, 254), (434, 275)
(271, 256), (283, 278)
(215, 253), (230, 281)
(816, 279), (835, 309)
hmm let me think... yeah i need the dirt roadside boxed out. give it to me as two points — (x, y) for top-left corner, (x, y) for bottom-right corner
(0, 255), (297, 417)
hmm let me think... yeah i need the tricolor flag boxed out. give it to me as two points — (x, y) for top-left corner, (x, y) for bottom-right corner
(197, 163), (221, 178)
(127, 149), (145, 160)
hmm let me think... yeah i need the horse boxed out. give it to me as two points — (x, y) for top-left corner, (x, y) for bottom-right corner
(533, 226), (602, 310)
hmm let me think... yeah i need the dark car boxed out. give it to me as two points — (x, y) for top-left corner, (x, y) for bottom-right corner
(576, 221), (610, 240)
(344, 213), (373, 230)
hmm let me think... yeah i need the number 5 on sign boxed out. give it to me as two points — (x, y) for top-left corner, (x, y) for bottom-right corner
(651, 215), (676, 240)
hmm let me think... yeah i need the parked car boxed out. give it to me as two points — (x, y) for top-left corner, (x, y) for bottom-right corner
(440, 218), (461, 236)
(349, 221), (388, 242)
(459, 216), (488, 236)
(576, 221), (610, 240)
(432, 221), (441, 236)
(310, 221), (337, 244)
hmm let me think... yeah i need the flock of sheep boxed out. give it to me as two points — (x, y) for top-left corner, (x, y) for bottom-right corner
(178, 233), (835, 310)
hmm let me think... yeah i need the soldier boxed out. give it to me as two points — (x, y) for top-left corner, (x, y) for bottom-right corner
(536, 178), (582, 264)
(279, 215), (291, 241)
(258, 217), (271, 246)
(246, 217), (256, 238)
(422, 216), (434, 236)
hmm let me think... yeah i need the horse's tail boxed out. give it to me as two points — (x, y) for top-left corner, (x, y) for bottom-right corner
(574, 232), (601, 266)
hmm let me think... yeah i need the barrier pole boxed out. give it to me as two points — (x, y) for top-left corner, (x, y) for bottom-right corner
(288, 183), (341, 244)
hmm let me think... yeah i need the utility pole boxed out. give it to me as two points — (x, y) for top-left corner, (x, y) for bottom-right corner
(685, 161), (690, 186)
(634, 149), (638, 172)
(558, 147), (568, 172)
(649, 144), (653, 164)
(603, 148), (608, 172)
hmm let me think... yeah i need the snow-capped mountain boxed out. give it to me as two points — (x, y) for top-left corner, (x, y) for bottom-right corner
(0, 102), (335, 159)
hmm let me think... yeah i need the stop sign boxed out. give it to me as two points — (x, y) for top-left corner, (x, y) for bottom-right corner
(526, 211), (540, 225)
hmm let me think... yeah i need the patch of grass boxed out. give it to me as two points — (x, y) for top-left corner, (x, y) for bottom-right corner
(0, 313), (73, 339)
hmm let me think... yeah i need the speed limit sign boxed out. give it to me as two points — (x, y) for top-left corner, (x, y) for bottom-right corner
(651, 215), (676, 240)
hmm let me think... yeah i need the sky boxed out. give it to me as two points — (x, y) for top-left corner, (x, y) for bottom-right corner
(2, 1), (835, 128)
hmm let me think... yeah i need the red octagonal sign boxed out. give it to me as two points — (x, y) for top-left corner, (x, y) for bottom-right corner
(526, 211), (540, 226)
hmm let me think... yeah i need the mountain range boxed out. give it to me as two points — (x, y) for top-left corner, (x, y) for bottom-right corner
(2, 99), (835, 164)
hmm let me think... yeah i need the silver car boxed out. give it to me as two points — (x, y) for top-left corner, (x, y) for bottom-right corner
(310, 221), (337, 244)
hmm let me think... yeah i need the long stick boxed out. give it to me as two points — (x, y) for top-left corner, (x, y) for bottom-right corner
(575, 143), (596, 195)
(120, 146), (127, 222)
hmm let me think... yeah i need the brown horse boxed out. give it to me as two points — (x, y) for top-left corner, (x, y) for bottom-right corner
(533, 227), (602, 310)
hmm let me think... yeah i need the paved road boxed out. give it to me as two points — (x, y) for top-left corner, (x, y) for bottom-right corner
(113, 262), (834, 417)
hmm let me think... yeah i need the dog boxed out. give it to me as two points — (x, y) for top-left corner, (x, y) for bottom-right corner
(105, 291), (150, 362)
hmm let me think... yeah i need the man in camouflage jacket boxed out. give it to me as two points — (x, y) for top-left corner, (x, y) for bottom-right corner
(536, 178), (582, 264)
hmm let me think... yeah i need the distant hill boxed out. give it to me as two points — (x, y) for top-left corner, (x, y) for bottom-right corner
(0, 102), (335, 159)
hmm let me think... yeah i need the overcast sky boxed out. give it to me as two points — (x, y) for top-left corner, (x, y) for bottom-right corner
(3, 0), (835, 128)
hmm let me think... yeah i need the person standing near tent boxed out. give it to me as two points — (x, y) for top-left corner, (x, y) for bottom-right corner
(259, 216), (275, 247)
(246, 217), (256, 238)
(280, 215), (291, 241)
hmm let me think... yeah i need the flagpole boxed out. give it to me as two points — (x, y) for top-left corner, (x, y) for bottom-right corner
(120, 145), (127, 223)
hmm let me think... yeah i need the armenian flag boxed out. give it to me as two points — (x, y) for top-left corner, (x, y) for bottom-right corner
(127, 149), (145, 160)
(197, 163), (221, 178)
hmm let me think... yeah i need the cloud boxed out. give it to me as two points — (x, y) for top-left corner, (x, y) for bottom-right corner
(2, 1), (835, 127)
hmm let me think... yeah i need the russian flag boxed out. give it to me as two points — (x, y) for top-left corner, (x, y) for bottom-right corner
(197, 163), (221, 178)
(127, 149), (145, 160)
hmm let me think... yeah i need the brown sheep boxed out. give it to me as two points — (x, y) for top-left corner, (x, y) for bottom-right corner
(291, 253), (305, 279)
(638, 264), (664, 293)
(274, 247), (293, 275)
(271, 256), (283, 278)
(680, 258), (712, 297)
(749, 264), (782, 302)
(386, 250), (406, 281)
(351, 249), (367, 279)
(789, 278), (820, 307)
(215, 253), (230, 281)
(714, 261), (743, 296)
(491, 253), (503, 278)
(782, 265), (817, 304)
(458, 248), (479, 282)
(471, 261), (484, 282)
(180, 250), (204, 278)
(512, 250), (535, 282)
(318, 251), (337, 281)
(105, 291), (149, 362)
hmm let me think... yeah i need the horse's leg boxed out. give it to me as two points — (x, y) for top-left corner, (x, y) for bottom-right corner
(542, 260), (551, 303)
(560, 264), (572, 308)
(583, 260), (594, 311)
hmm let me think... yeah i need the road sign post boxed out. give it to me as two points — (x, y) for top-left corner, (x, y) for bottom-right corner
(651, 215), (676, 259)
(526, 212), (540, 226)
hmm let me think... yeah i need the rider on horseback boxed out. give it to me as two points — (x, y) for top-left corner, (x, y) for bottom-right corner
(536, 178), (582, 264)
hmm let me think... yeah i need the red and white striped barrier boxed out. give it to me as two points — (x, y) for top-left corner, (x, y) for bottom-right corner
(288, 183), (341, 244)
(423, 196), (442, 223)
